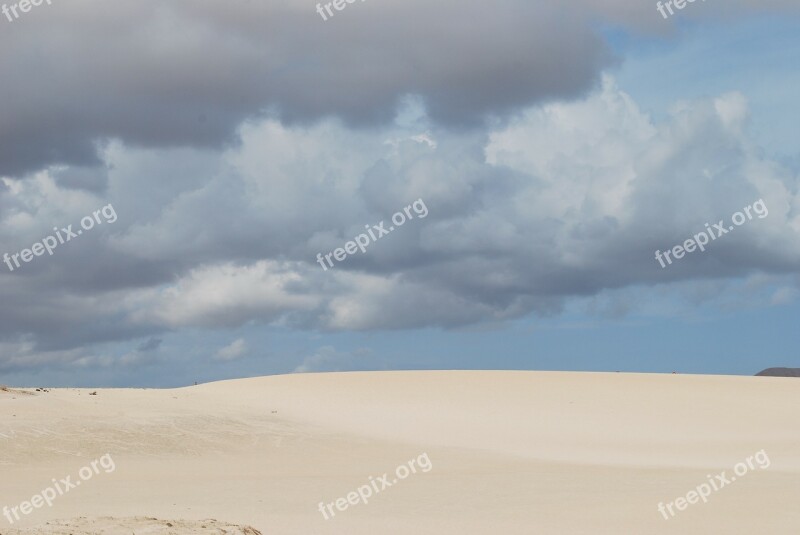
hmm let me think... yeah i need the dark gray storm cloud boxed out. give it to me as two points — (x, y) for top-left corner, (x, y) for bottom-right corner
(0, 0), (721, 176)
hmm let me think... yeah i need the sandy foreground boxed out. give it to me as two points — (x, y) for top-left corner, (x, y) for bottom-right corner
(1, 371), (799, 534)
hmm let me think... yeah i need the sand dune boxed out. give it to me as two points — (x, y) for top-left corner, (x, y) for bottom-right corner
(2, 371), (799, 534)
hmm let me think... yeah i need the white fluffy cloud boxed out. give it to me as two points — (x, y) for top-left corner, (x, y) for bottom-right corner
(112, 78), (800, 331)
(293, 346), (372, 373)
(214, 339), (248, 362)
(1, 75), (799, 369)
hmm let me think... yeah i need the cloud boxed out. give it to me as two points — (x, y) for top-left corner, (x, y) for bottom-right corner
(118, 78), (798, 333)
(214, 338), (248, 362)
(128, 262), (321, 329)
(0, 339), (157, 373)
(293, 346), (357, 373)
(2, 0), (799, 176)
(1, 76), (799, 369)
(137, 337), (163, 353)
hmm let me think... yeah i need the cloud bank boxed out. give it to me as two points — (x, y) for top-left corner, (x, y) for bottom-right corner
(2, 76), (799, 371)
(2, 0), (798, 175)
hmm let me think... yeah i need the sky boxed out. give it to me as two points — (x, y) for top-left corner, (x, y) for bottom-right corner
(1, 1), (799, 387)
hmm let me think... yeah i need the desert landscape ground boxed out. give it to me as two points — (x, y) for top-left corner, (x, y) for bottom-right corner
(2, 371), (799, 534)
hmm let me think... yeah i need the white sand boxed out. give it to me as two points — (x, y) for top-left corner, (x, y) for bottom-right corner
(1, 372), (798, 534)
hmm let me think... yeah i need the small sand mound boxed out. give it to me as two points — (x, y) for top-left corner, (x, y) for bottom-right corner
(2, 516), (263, 534)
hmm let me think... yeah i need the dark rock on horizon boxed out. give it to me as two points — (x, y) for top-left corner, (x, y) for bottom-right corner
(756, 368), (800, 377)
